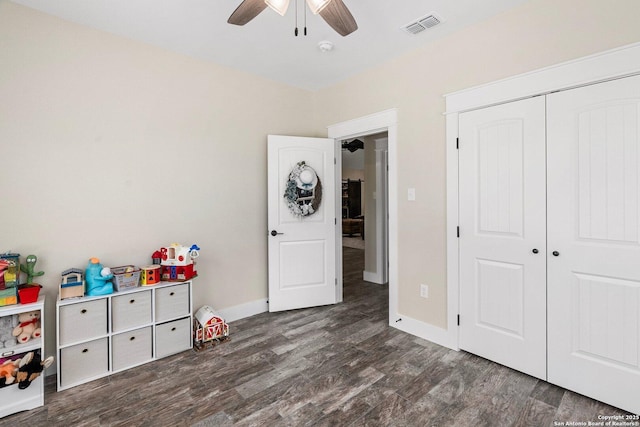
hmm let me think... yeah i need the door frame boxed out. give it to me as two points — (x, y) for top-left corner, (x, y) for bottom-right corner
(445, 42), (640, 350)
(327, 109), (398, 324)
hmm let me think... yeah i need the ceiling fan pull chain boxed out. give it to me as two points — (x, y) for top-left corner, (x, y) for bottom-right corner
(304, 0), (308, 36)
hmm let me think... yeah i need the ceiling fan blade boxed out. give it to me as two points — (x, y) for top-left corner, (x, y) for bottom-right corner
(319, 0), (358, 36)
(228, 0), (268, 26)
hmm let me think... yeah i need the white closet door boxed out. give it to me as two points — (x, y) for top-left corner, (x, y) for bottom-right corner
(459, 96), (547, 380)
(547, 75), (640, 415)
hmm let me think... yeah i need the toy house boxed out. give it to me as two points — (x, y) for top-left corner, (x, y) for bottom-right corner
(158, 243), (199, 282)
(193, 305), (229, 350)
(60, 268), (84, 300)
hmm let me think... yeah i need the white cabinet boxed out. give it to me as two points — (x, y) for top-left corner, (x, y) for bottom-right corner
(56, 281), (192, 391)
(0, 297), (46, 418)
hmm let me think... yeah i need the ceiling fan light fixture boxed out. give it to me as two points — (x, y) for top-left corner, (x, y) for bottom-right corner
(306, 0), (331, 15)
(265, 0), (290, 16)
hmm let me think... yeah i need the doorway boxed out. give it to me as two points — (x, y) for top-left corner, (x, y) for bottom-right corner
(327, 108), (397, 323)
(341, 133), (389, 286)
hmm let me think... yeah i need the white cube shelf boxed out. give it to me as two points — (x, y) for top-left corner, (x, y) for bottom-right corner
(56, 281), (192, 391)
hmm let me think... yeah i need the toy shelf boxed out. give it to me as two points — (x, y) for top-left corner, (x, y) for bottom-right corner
(56, 281), (192, 391)
(0, 296), (45, 418)
(0, 338), (42, 358)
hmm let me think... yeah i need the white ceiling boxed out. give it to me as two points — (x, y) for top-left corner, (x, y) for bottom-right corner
(11, 0), (530, 90)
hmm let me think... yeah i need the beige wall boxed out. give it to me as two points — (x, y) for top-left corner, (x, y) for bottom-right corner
(0, 1), (315, 357)
(314, 0), (640, 328)
(2, 0), (640, 360)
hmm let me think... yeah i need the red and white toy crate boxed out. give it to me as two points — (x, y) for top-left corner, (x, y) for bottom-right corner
(193, 305), (229, 350)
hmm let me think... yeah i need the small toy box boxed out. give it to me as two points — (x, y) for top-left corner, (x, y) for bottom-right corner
(140, 265), (161, 286)
(111, 266), (140, 291)
(18, 284), (41, 304)
(60, 268), (84, 300)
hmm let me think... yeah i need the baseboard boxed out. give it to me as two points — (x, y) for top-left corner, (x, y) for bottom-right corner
(217, 298), (268, 323)
(363, 270), (384, 284)
(389, 313), (459, 351)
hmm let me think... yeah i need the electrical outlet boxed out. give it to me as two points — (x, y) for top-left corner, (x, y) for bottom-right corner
(420, 284), (429, 298)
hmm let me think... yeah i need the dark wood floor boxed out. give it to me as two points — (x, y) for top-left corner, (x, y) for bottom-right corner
(2, 248), (630, 426)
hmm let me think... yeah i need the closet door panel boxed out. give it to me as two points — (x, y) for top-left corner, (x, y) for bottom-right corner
(459, 96), (547, 380)
(547, 74), (640, 415)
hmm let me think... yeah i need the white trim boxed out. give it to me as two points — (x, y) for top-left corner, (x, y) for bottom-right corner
(335, 139), (344, 303)
(363, 270), (384, 284)
(445, 112), (460, 351)
(393, 314), (458, 351)
(217, 298), (268, 323)
(327, 109), (399, 326)
(374, 138), (389, 285)
(445, 43), (640, 358)
(445, 42), (640, 113)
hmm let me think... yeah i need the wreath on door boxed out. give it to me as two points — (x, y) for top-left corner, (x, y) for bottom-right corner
(284, 161), (322, 217)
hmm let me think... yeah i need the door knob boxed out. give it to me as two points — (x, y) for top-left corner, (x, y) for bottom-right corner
(270, 230), (283, 237)
(552, 251), (560, 257)
(532, 248), (539, 254)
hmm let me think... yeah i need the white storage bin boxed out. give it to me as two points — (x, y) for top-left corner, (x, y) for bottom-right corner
(59, 299), (107, 345)
(112, 326), (153, 371)
(111, 290), (152, 332)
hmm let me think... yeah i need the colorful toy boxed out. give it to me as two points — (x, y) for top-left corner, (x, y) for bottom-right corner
(0, 253), (20, 307)
(12, 311), (41, 344)
(151, 251), (162, 265)
(60, 268), (84, 299)
(140, 265), (161, 286)
(158, 243), (200, 281)
(16, 351), (54, 389)
(85, 258), (114, 296)
(193, 305), (229, 350)
(0, 359), (20, 387)
(0, 253), (20, 288)
(20, 254), (44, 285)
(0, 316), (16, 349)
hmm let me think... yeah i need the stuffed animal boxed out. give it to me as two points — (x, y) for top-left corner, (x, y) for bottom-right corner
(85, 258), (113, 296)
(12, 311), (41, 344)
(0, 359), (20, 388)
(0, 316), (16, 349)
(17, 352), (53, 389)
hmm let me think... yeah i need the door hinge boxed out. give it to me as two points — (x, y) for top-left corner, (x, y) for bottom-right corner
(457, 226), (460, 238)
(334, 157), (337, 165)
(335, 278), (338, 286)
(456, 137), (459, 149)
(457, 314), (460, 326)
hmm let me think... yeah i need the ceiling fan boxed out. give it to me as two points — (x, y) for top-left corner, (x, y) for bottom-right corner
(228, 0), (358, 37)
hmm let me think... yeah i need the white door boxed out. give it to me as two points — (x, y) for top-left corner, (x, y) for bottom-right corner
(547, 75), (640, 414)
(459, 96), (547, 380)
(268, 135), (337, 312)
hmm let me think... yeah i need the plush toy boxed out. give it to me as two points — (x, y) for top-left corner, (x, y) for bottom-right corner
(17, 352), (53, 389)
(85, 258), (113, 296)
(0, 359), (20, 388)
(12, 311), (41, 344)
(0, 316), (16, 349)
(20, 254), (44, 285)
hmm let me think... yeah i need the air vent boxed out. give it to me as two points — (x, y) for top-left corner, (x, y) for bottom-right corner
(402, 12), (444, 35)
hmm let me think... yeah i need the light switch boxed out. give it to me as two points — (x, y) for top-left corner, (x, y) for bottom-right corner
(408, 188), (416, 201)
